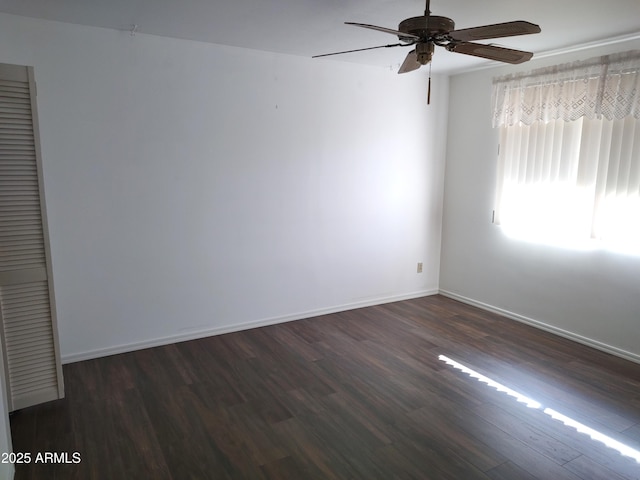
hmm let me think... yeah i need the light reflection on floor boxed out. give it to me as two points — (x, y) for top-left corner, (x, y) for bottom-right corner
(438, 354), (640, 464)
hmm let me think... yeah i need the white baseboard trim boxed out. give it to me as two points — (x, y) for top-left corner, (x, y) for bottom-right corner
(62, 289), (439, 364)
(439, 289), (640, 365)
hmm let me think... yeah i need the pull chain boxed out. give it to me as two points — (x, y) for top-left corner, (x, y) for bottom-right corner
(427, 62), (432, 105)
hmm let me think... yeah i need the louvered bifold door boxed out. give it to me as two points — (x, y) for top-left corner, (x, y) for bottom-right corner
(0, 63), (64, 411)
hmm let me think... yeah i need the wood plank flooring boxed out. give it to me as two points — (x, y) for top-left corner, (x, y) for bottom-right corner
(9, 295), (640, 479)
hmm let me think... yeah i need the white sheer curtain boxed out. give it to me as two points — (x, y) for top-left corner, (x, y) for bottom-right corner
(493, 51), (640, 248)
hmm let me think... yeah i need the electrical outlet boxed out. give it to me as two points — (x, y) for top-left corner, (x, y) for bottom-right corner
(417, 262), (423, 273)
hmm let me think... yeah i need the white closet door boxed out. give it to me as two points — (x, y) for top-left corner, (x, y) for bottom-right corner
(0, 63), (64, 411)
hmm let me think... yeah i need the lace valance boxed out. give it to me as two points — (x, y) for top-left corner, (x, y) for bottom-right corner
(492, 50), (640, 127)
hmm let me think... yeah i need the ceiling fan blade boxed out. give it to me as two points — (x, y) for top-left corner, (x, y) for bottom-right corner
(398, 50), (421, 74)
(447, 42), (534, 64)
(449, 21), (541, 42)
(345, 22), (420, 42)
(312, 43), (404, 58)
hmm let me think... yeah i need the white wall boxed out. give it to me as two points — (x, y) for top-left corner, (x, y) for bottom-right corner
(441, 38), (640, 362)
(0, 13), (448, 362)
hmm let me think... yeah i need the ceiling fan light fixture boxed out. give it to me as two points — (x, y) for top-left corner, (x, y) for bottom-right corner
(416, 42), (435, 65)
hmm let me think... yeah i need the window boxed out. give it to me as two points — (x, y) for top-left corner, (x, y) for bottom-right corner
(492, 51), (640, 252)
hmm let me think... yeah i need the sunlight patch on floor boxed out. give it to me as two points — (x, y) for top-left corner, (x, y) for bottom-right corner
(438, 354), (640, 464)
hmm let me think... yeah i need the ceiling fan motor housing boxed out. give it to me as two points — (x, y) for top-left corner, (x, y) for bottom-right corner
(398, 15), (455, 39)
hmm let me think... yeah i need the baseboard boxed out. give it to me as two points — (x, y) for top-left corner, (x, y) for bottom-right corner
(62, 289), (439, 364)
(439, 289), (640, 365)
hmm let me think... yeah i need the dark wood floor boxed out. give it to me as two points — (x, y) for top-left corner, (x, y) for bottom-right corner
(10, 295), (640, 479)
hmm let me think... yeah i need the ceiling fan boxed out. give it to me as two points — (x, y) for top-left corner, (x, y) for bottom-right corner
(313, 0), (541, 74)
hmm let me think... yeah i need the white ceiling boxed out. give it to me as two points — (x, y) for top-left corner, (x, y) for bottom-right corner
(1, 0), (639, 73)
